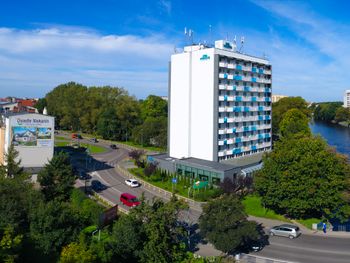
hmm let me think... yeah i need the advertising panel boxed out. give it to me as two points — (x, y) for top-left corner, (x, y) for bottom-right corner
(10, 115), (54, 148)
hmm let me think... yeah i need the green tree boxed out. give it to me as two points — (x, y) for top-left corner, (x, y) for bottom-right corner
(96, 107), (120, 140)
(34, 98), (47, 114)
(0, 225), (23, 263)
(335, 106), (350, 124)
(272, 97), (310, 135)
(132, 117), (167, 147)
(60, 242), (96, 263)
(29, 200), (83, 256)
(70, 189), (103, 226)
(199, 195), (259, 254)
(140, 95), (168, 120)
(3, 145), (24, 179)
(279, 108), (311, 138)
(255, 136), (350, 219)
(108, 214), (145, 263)
(313, 102), (343, 122)
(132, 196), (188, 263)
(38, 152), (75, 201)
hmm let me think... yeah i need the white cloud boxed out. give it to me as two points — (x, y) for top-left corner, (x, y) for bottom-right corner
(0, 26), (175, 98)
(244, 0), (350, 102)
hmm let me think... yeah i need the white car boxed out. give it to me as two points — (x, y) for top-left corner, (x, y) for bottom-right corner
(125, 179), (140, 188)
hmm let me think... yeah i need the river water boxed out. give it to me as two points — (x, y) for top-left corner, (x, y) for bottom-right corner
(310, 121), (350, 159)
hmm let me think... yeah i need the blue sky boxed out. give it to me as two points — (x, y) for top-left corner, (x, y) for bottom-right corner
(1, 0), (350, 102)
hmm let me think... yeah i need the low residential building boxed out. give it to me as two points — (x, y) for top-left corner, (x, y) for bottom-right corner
(272, 94), (288, 103)
(0, 112), (55, 171)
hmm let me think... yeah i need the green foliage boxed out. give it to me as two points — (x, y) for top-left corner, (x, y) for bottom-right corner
(0, 225), (23, 263)
(279, 108), (311, 138)
(0, 176), (37, 231)
(3, 145), (25, 179)
(38, 152), (75, 201)
(335, 106), (350, 123)
(133, 197), (188, 263)
(60, 242), (96, 263)
(313, 102), (343, 122)
(108, 214), (145, 262)
(255, 135), (350, 220)
(140, 95), (168, 120)
(272, 96), (310, 135)
(97, 107), (120, 140)
(70, 189), (103, 226)
(199, 195), (259, 254)
(29, 199), (84, 256)
(34, 98), (47, 114)
(132, 116), (167, 148)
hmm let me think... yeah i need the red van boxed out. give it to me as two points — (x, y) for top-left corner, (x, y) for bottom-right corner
(120, 193), (140, 207)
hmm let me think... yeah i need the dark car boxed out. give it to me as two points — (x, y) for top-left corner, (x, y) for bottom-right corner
(91, 180), (106, 192)
(90, 138), (98, 143)
(110, 144), (118, 149)
(78, 170), (90, 180)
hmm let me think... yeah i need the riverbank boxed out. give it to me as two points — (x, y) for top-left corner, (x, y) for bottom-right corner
(310, 121), (350, 158)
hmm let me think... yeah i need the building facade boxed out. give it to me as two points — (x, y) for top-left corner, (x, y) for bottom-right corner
(344, 90), (350, 108)
(169, 40), (272, 163)
(0, 112), (55, 170)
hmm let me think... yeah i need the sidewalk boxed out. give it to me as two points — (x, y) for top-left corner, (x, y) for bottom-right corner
(249, 215), (350, 238)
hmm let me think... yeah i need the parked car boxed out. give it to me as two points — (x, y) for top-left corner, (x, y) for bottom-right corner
(90, 138), (98, 143)
(78, 170), (90, 180)
(125, 179), (140, 188)
(91, 180), (106, 192)
(269, 224), (301, 239)
(110, 144), (118, 149)
(120, 193), (140, 207)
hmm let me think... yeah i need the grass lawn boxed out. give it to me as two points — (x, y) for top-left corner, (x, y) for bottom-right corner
(129, 168), (221, 202)
(296, 218), (321, 230)
(54, 136), (67, 140)
(242, 195), (291, 222)
(55, 141), (107, 154)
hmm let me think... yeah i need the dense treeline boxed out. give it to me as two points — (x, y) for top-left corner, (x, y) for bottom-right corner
(40, 82), (167, 148)
(313, 102), (350, 124)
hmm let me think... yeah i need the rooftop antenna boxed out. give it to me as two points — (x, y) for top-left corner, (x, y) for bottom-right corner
(184, 27), (194, 44)
(209, 24), (212, 47)
(239, 36), (245, 53)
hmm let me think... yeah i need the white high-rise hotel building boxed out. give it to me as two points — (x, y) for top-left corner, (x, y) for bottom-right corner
(169, 40), (272, 162)
(344, 90), (350, 108)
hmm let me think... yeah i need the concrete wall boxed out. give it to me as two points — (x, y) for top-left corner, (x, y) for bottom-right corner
(169, 52), (191, 159)
(190, 48), (215, 161)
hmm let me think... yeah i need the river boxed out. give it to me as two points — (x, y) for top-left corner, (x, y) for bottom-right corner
(310, 121), (350, 158)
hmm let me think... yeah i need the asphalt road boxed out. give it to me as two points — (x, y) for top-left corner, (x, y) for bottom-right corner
(60, 134), (350, 263)
(254, 234), (350, 263)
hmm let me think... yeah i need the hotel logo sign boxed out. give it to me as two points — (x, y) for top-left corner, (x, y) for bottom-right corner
(200, 54), (210, 61)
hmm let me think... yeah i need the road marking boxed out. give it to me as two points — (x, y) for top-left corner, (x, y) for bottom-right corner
(269, 240), (350, 256)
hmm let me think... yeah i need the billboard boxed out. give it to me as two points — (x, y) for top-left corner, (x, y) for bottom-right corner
(10, 115), (54, 148)
(12, 126), (52, 147)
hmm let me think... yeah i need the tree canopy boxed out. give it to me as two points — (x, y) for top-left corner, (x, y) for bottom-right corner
(279, 108), (311, 138)
(38, 152), (75, 201)
(255, 135), (350, 220)
(199, 195), (260, 254)
(272, 96), (310, 135)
